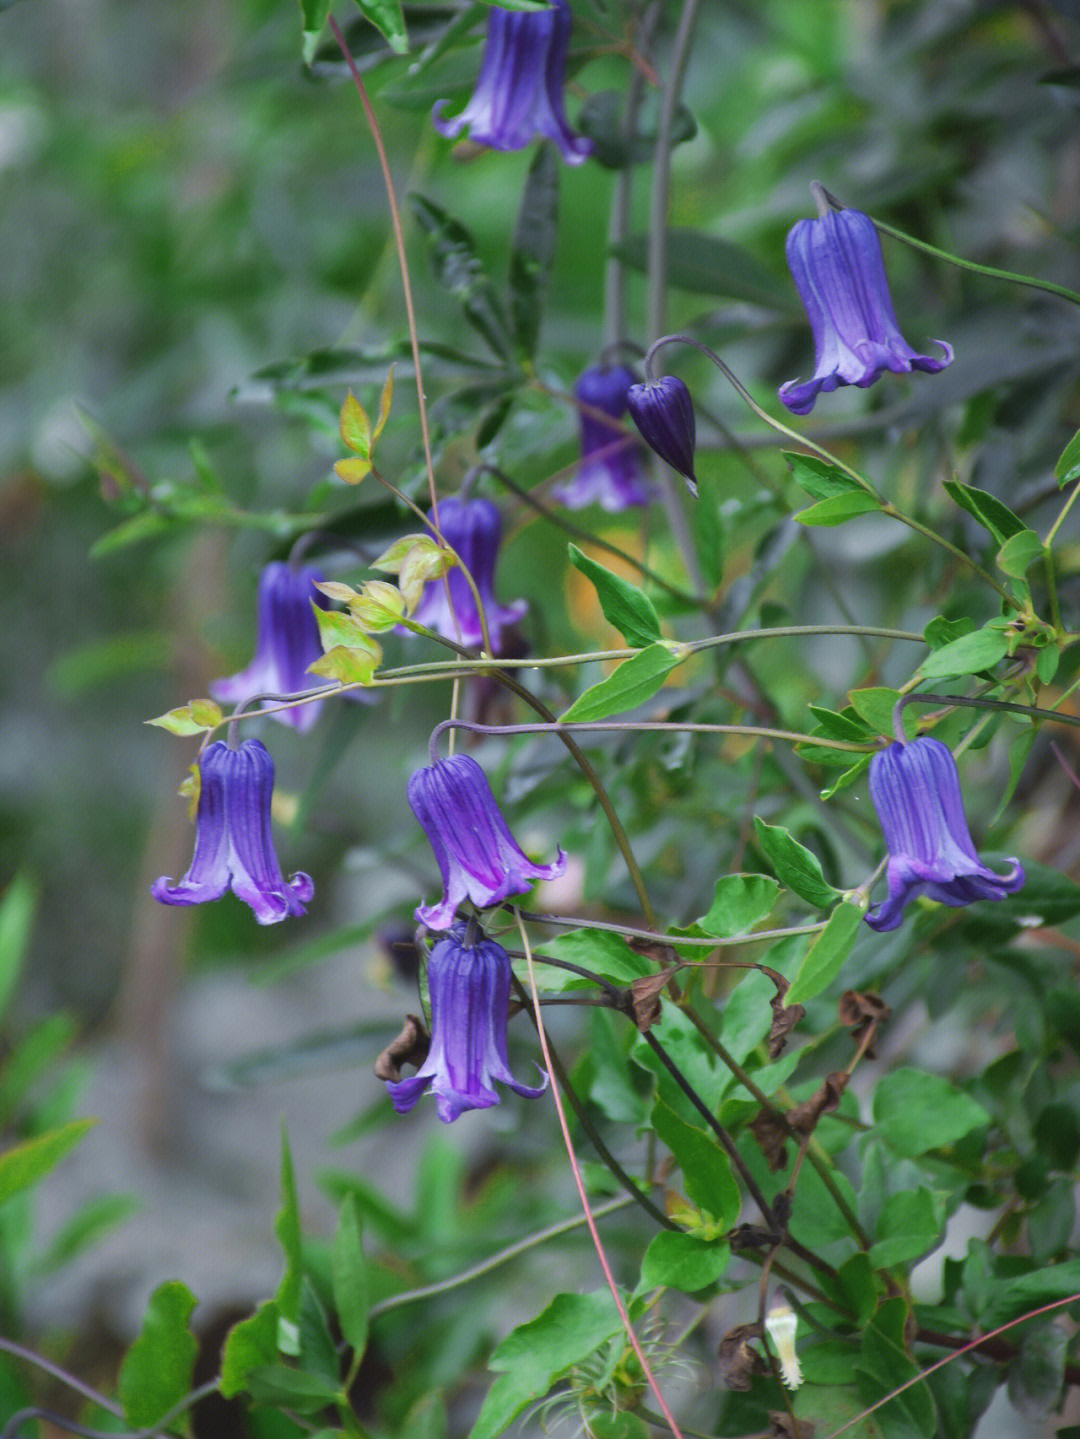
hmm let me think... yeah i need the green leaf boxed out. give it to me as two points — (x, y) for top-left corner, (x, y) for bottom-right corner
(1055, 427), (1080, 484)
(221, 1303), (281, 1398)
(300, 0), (331, 63)
(943, 481), (1025, 546)
(33, 1192), (140, 1275)
(567, 545), (662, 649)
(352, 0), (408, 54)
(820, 752), (873, 800)
(651, 1097), (740, 1226)
(0, 1117), (96, 1206)
(535, 928), (650, 991)
(855, 1297), (937, 1439)
(639, 1231), (729, 1293)
(332, 1195), (368, 1357)
(508, 145), (559, 359)
(848, 688), (916, 741)
(146, 700), (223, 736)
(275, 1130), (304, 1342)
(918, 625), (1009, 680)
(0, 872), (37, 1023)
(408, 195), (510, 359)
(559, 642), (686, 722)
(873, 1068), (990, 1159)
(981, 1260), (1080, 1328)
(924, 615), (975, 651)
(974, 861), (1080, 936)
(308, 642), (380, 686)
(692, 472), (725, 590)
(698, 874), (780, 938)
(610, 229), (790, 309)
(784, 452), (865, 500)
(869, 1188), (945, 1269)
(0, 1014), (77, 1126)
(795, 491), (881, 526)
(997, 528), (1045, 578)
(753, 818), (839, 909)
(90, 510), (173, 558)
(118, 1281), (199, 1429)
(470, 1290), (624, 1439)
(785, 902), (863, 1005)
(1007, 1322), (1067, 1421)
(247, 1365), (344, 1415)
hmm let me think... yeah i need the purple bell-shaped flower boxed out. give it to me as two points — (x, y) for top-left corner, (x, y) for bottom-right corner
(779, 208), (952, 416)
(408, 753), (566, 930)
(432, 0), (593, 165)
(386, 922), (547, 1123)
(411, 496), (526, 654)
(211, 563), (333, 733)
(152, 739), (314, 924)
(552, 363), (651, 512)
(626, 375), (698, 495)
(865, 737), (1024, 932)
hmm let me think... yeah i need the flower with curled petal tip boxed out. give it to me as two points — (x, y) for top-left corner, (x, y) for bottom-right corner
(152, 739), (314, 924)
(865, 737), (1024, 932)
(408, 753), (566, 930)
(210, 563), (340, 732)
(411, 496), (526, 654)
(386, 922), (546, 1123)
(779, 208), (952, 416)
(626, 375), (698, 495)
(552, 363), (651, 512)
(432, 0), (592, 165)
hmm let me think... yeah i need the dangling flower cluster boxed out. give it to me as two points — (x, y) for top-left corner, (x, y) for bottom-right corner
(384, 920), (547, 1123)
(411, 495), (526, 654)
(433, 0), (592, 165)
(779, 207), (952, 415)
(153, 739), (313, 924)
(408, 753), (566, 930)
(866, 736), (1024, 932)
(553, 363), (651, 512)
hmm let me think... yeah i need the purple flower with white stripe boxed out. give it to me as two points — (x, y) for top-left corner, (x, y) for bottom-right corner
(865, 737), (1024, 932)
(211, 563), (332, 733)
(432, 0), (592, 165)
(152, 739), (314, 924)
(408, 753), (566, 930)
(552, 363), (651, 511)
(779, 208), (952, 416)
(412, 496), (526, 653)
(386, 923), (546, 1123)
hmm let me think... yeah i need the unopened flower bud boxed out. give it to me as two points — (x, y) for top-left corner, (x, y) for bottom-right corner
(626, 376), (698, 496)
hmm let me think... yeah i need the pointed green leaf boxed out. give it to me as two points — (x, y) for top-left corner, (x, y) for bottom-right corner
(997, 529), (1044, 578)
(333, 1195), (369, 1357)
(300, 0), (331, 63)
(753, 819), (839, 909)
(639, 1231), (729, 1293)
(220, 1302), (279, 1399)
(408, 195), (510, 359)
(610, 229), (790, 309)
(352, 0), (408, 54)
(0, 872), (37, 1023)
(943, 481), (1025, 546)
(699, 874), (780, 938)
(795, 490), (881, 526)
(919, 625), (1009, 679)
(651, 1097), (740, 1227)
(785, 901), (863, 1005)
(784, 452), (865, 500)
(0, 1118), (96, 1206)
(873, 1068), (990, 1159)
(509, 145), (559, 359)
(559, 642), (687, 723)
(275, 1130), (304, 1339)
(567, 545), (662, 648)
(848, 687), (915, 741)
(118, 1281), (199, 1429)
(147, 701), (222, 736)
(1055, 427), (1080, 484)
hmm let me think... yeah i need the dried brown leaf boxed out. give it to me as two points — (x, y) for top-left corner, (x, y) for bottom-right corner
(770, 1411), (815, 1439)
(769, 993), (806, 1060)
(750, 1108), (790, 1173)
(626, 935), (680, 968)
(838, 989), (891, 1058)
(786, 1071), (849, 1134)
(629, 972), (670, 1031)
(718, 1322), (765, 1391)
(373, 1014), (430, 1082)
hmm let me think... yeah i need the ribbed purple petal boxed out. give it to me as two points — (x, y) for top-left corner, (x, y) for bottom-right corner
(432, 0), (592, 165)
(411, 497), (527, 652)
(151, 742), (232, 908)
(865, 738), (1024, 931)
(552, 364), (652, 511)
(779, 209), (952, 415)
(409, 754), (567, 930)
(626, 376), (698, 493)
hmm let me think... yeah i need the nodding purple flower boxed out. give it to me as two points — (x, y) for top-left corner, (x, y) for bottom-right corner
(779, 208), (952, 416)
(412, 496), (526, 654)
(152, 739), (314, 924)
(432, 0), (593, 166)
(626, 376), (698, 495)
(211, 563), (332, 733)
(865, 737), (1024, 932)
(386, 923), (546, 1123)
(408, 753), (566, 930)
(552, 363), (651, 512)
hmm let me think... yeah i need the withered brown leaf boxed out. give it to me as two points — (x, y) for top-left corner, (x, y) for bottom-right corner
(769, 993), (806, 1060)
(785, 1071), (849, 1134)
(750, 1108), (790, 1173)
(373, 1014), (430, 1082)
(838, 989), (891, 1058)
(718, 1322), (765, 1391)
(629, 972), (670, 1031)
(769, 1411), (815, 1439)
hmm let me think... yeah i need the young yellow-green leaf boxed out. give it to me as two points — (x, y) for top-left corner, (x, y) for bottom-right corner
(372, 533), (447, 576)
(0, 872), (38, 1023)
(339, 391), (372, 459)
(220, 1301), (279, 1400)
(308, 641), (381, 686)
(332, 1195), (369, 1357)
(314, 580), (359, 605)
(334, 456), (373, 485)
(567, 544), (662, 649)
(118, 1281), (199, 1429)
(785, 902), (863, 1005)
(314, 605), (376, 652)
(374, 365), (395, 442)
(147, 701), (221, 736)
(349, 581), (406, 632)
(0, 1117), (96, 1205)
(559, 642), (687, 723)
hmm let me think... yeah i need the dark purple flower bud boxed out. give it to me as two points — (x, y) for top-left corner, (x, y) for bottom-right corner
(211, 563), (333, 733)
(152, 739), (314, 924)
(552, 363), (651, 512)
(626, 375), (698, 495)
(432, 0), (593, 165)
(779, 208), (953, 416)
(865, 737), (1024, 932)
(386, 923), (546, 1122)
(412, 496), (526, 654)
(408, 753), (566, 930)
